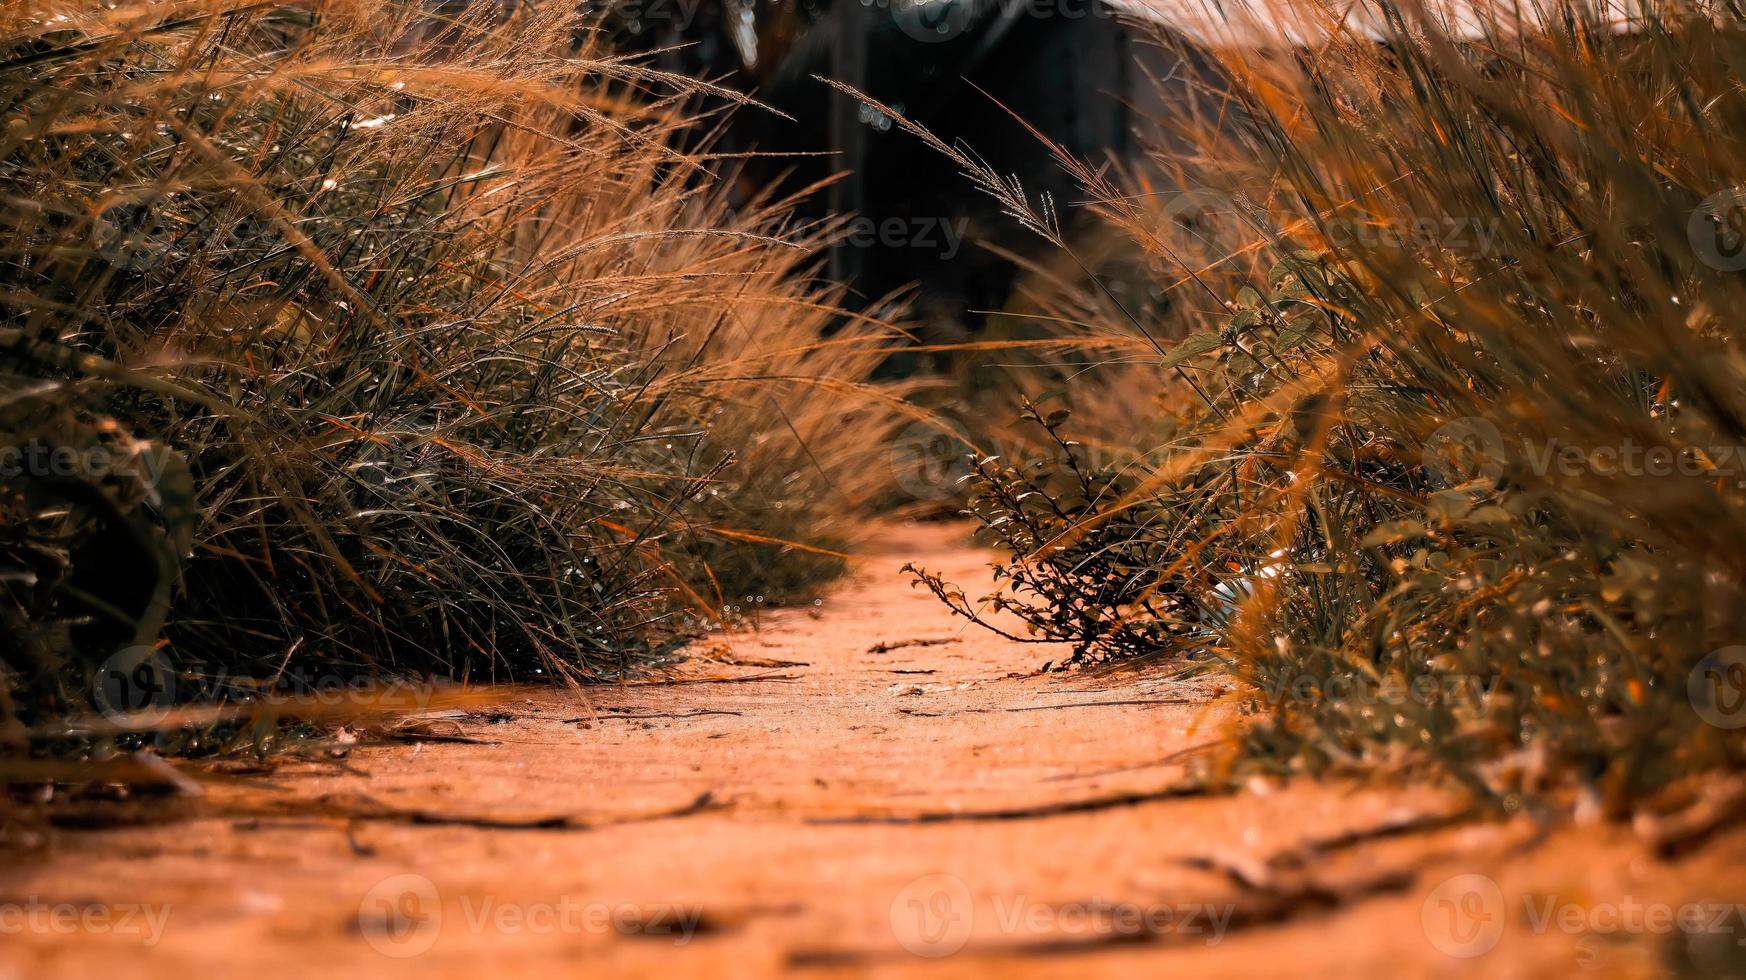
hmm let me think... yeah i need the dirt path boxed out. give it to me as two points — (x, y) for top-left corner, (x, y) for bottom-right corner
(5, 523), (1745, 978)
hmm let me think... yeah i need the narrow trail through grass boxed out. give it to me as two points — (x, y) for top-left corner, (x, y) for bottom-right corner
(4, 524), (1744, 977)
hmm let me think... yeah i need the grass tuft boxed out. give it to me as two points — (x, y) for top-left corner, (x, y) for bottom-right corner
(907, 0), (1746, 812)
(0, 1), (906, 747)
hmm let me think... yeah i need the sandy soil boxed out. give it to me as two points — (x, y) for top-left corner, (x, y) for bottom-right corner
(4, 523), (1745, 978)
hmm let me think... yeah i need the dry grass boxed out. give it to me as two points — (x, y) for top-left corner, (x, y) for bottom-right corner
(0, 1), (909, 749)
(904, 0), (1746, 813)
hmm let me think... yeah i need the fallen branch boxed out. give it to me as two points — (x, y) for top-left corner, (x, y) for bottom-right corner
(786, 866), (1415, 967)
(1638, 780), (1746, 858)
(868, 637), (961, 654)
(583, 710), (745, 721)
(1003, 698), (1193, 712)
(806, 783), (1212, 825)
(711, 655), (812, 669)
(240, 790), (726, 832)
(612, 672), (802, 687)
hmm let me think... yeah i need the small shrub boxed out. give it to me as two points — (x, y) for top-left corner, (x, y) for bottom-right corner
(908, 0), (1746, 811)
(1, 1), (904, 743)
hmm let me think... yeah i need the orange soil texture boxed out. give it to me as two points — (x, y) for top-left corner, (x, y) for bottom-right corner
(4, 524), (1745, 978)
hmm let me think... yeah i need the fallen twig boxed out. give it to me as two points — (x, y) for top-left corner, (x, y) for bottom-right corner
(1638, 780), (1746, 858)
(582, 710), (745, 721)
(1040, 742), (1221, 782)
(1265, 809), (1476, 870)
(867, 637), (960, 654)
(383, 732), (500, 746)
(712, 655), (812, 669)
(1003, 698), (1193, 713)
(806, 783), (1213, 825)
(613, 671), (802, 687)
(245, 790), (728, 832)
(894, 707), (992, 717)
(786, 866), (1415, 967)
